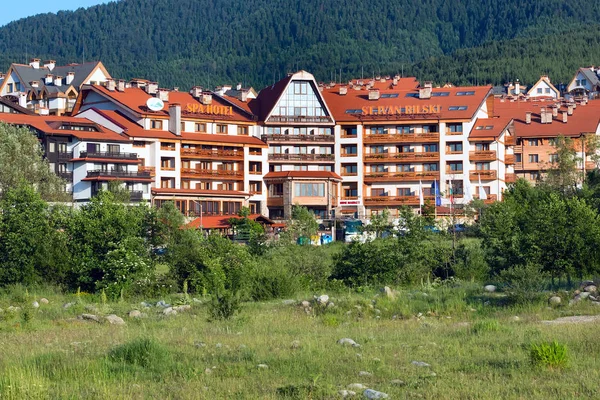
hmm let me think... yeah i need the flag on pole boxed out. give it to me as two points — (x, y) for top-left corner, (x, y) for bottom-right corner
(431, 180), (441, 206)
(478, 174), (488, 200)
(419, 180), (424, 207)
(464, 181), (474, 202)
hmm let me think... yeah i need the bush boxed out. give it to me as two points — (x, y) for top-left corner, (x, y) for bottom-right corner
(208, 289), (242, 320)
(264, 244), (334, 290)
(108, 338), (169, 368)
(499, 264), (548, 304)
(471, 319), (500, 334)
(530, 340), (568, 368)
(454, 240), (490, 282)
(246, 263), (300, 301)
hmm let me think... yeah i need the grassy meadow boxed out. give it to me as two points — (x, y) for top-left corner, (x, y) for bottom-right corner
(0, 284), (599, 399)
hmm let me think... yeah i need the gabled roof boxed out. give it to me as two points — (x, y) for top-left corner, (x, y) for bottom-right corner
(6, 61), (108, 93)
(469, 117), (513, 140)
(0, 97), (35, 115)
(579, 68), (600, 86)
(0, 113), (128, 142)
(263, 171), (342, 180)
(527, 76), (560, 97)
(187, 214), (274, 229)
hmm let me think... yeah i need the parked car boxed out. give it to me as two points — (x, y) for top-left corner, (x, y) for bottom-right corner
(448, 224), (466, 234)
(424, 225), (441, 233)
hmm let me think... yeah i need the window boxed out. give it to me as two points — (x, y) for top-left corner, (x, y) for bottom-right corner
(216, 124), (227, 134)
(107, 144), (120, 154)
(372, 164), (386, 172)
(344, 164), (358, 175)
(344, 187), (358, 197)
(515, 153), (522, 163)
(48, 162), (56, 171)
(397, 188), (412, 196)
(529, 154), (539, 163)
(58, 163), (67, 172)
(182, 180), (190, 189)
(475, 143), (490, 151)
(380, 93), (399, 98)
(161, 142), (175, 150)
(7, 83), (13, 92)
(342, 126), (357, 136)
(133, 141), (147, 147)
(223, 202), (242, 215)
(582, 79), (587, 86)
(371, 145), (386, 154)
(293, 165), (308, 171)
(448, 162), (463, 172)
(294, 183), (325, 197)
(160, 178), (175, 188)
(537, 88), (543, 94)
(181, 122), (186, 132)
(545, 88), (551, 94)
(201, 201), (220, 215)
(371, 126), (389, 135)
(318, 165), (332, 171)
(397, 125), (412, 134)
(456, 91), (475, 96)
(269, 183), (283, 196)
(447, 142), (463, 153)
(237, 126), (248, 135)
(447, 123), (463, 133)
(161, 158), (175, 170)
(448, 106), (468, 111)
(528, 139), (540, 146)
(397, 164), (413, 172)
(423, 163), (438, 171)
(548, 138), (557, 146)
(345, 109), (363, 114)
(294, 82), (308, 95)
(432, 92), (450, 97)
(549, 154), (558, 163)
(342, 145), (357, 155)
(150, 120), (163, 130)
(476, 162), (491, 170)
(49, 142), (56, 153)
(423, 144), (438, 153)
(398, 145), (414, 153)
(530, 172), (540, 180)
(371, 188), (386, 197)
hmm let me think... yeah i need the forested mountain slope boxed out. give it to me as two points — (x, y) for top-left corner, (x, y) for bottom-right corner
(1, 0), (599, 88)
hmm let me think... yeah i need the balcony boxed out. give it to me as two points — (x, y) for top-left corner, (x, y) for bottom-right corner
(476, 194), (498, 204)
(268, 153), (335, 162)
(340, 152), (358, 158)
(364, 171), (440, 182)
(58, 151), (74, 162)
(364, 152), (440, 163)
(130, 191), (144, 202)
(181, 168), (244, 180)
(265, 116), (333, 124)
(138, 166), (156, 176)
(585, 161), (596, 170)
(505, 136), (516, 145)
(79, 151), (139, 161)
(341, 172), (358, 177)
(506, 173), (516, 183)
(58, 171), (73, 181)
(513, 145), (523, 153)
(364, 133), (439, 143)
(261, 134), (334, 143)
(364, 195), (435, 206)
(470, 170), (497, 180)
(469, 150), (496, 161)
(181, 148), (243, 160)
(86, 170), (152, 181)
(505, 154), (515, 165)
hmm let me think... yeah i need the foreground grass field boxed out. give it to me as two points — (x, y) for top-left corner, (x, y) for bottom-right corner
(0, 285), (599, 399)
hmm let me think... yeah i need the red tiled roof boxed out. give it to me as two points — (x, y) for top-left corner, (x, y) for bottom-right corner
(321, 84), (492, 123)
(493, 98), (600, 138)
(93, 109), (267, 146)
(254, 74), (294, 120)
(469, 117), (513, 139)
(263, 171), (342, 180)
(187, 214), (274, 229)
(151, 188), (249, 197)
(0, 113), (128, 142)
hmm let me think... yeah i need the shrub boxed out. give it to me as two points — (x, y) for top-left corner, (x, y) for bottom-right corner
(471, 319), (500, 334)
(108, 338), (169, 368)
(454, 240), (490, 282)
(499, 264), (548, 304)
(246, 263), (300, 301)
(530, 340), (568, 368)
(208, 289), (242, 320)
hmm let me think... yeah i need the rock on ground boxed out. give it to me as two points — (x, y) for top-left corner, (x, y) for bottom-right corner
(584, 285), (597, 293)
(484, 285), (496, 293)
(32, 301), (40, 308)
(363, 389), (389, 399)
(338, 338), (360, 347)
(128, 310), (143, 318)
(105, 314), (125, 325)
(163, 307), (177, 316)
(63, 302), (75, 309)
(390, 379), (405, 386)
(548, 296), (562, 305)
(411, 361), (430, 367)
(257, 364), (268, 369)
(316, 294), (329, 305)
(79, 314), (100, 323)
(347, 384), (366, 390)
(282, 299), (296, 305)
(358, 371), (372, 377)
(541, 315), (600, 324)
(381, 286), (396, 299)
(301, 300), (311, 308)
(40, 298), (49, 304)
(339, 390), (356, 397)
(173, 304), (191, 313)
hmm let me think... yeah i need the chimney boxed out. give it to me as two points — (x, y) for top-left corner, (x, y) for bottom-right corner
(368, 89), (380, 100)
(45, 74), (53, 85)
(419, 82), (432, 99)
(44, 60), (56, 71)
(525, 112), (531, 124)
(540, 108), (547, 124)
(236, 83), (242, 90)
(552, 105), (558, 118)
(65, 72), (75, 85)
(567, 104), (574, 115)
(514, 79), (520, 95)
(30, 80), (40, 88)
(240, 90), (249, 102)
(29, 58), (41, 69)
(339, 86), (348, 95)
(562, 111), (568, 123)
(145, 82), (158, 95)
(190, 86), (203, 98)
(169, 103), (182, 136)
(106, 78), (116, 92)
(157, 88), (169, 102)
(117, 79), (126, 92)
(172, 87), (179, 92)
(392, 77), (398, 86)
(200, 92), (212, 105)
(546, 109), (553, 124)
(54, 76), (63, 86)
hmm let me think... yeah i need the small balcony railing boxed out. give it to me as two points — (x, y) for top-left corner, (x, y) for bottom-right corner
(58, 151), (74, 162)
(364, 133), (439, 143)
(261, 134), (334, 142)
(180, 148), (243, 160)
(268, 153), (335, 162)
(79, 151), (138, 160)
(364, 171), (440, 182)
(469, 150), (496, 161)
(364, 195), (435, 206)
(86, 170), (152, 180)
(470, 170), (497, 180)
(180, 168), (244, 180)
(364, 152), (440, 163)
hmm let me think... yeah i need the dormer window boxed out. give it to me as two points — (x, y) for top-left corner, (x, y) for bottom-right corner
(151, 120), (163, 130)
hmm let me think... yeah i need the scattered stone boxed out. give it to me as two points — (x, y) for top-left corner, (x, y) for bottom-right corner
(327, 302), (335, 308)
(141, 301), (153, 308)
(358, 371), (372, 377)
(347, 384), (366, 390)
(484, 285), (496, 293)
(257, 364), (268, 369)
(548, 296), (562, 305)
(411, 361), (430, 367)
(337, 338), (360, 347)
(282, 299), (296, 306)
(128, 310), (143, 318)
(156, 300), (170, 308)
(339, 390), (357, 398)
(542, 315), (600, 324)
(291, 340), (300, 349)
(84, 305), (98, 313)
(511, 316), (521, 322)
(204, 368), (213, 374)
(590, 295), (598, 301)
(63, 302), (75, 309)
(584, 285), (597, 293)
(192, 298), (203, 304)
(105, 314), (125, 325)
(173, 304), (191, 313)
(238, 344), (247, 350)
(79, 314), (100, 323)
(195, 342), (206, 348)
(592, 301), (600, 306)
(580, 280), (595, 290)
(381, 286), (395, 299)
(372, 358), (381, 362)
(363, 389), (389, 399)
(7, 306), (20, 312)
(316, 294), (329, 305)
(390, 379), (405, 386)
(40, 298), (49, 304)
(374, 309), (381, 315)
(469, 308), (477, 312)
(429, 372), (437, 377)
(32, 301), (39, 309)
(301, 300), (311, 308)
(215, 343), (223, 349)
(163, 307), (177, 316)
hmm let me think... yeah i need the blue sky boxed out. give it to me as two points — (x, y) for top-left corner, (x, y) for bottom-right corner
(1, 1), (110, 27)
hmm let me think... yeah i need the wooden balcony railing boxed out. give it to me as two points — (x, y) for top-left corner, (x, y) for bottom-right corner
(86, 170), (152, 180)
(79, 151), (138, 161)
(469, 150), (496, 161)
(470, 170), (497, 180)
(513, 145), (523, 153)
(364, 171), (440, 182)
(265, 116), (333, 124)
(261, 134), (334, 142)
(181, 168), (244, 180)
(476, 194), (498, 204)
(364, 195), (435, 206)
(505, 136), (516, 145)
(138, 166), (156, 176)
(341, 172), (358, 177)
(505, 154), (515, 165)
(364, 152), (440, 163)
(160, 146), (176, 151)
(268, 153), (335, 162)
(585, 161), (596, 170)
(364, 133), (440, 143)
(181, 148), (243, 160)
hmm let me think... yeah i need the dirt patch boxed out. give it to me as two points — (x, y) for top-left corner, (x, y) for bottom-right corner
(540, 315), (600, 325)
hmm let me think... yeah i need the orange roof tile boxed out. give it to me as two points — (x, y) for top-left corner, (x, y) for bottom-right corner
(493, 98), (600, 138)
(0, 113), (128, 142)
(263, 171), (342, 180)
(321, 84), (492, 123)
(470, 117), (513, 139)
(187, 213), (274, 229)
